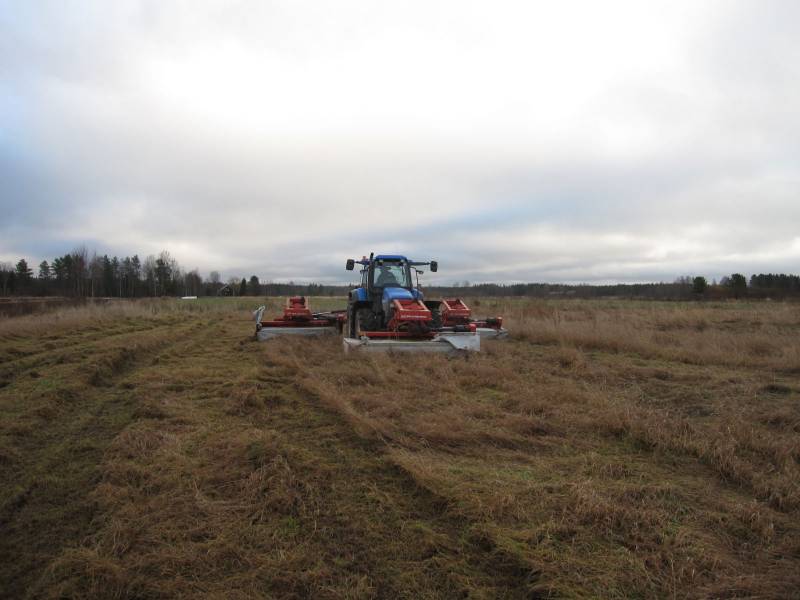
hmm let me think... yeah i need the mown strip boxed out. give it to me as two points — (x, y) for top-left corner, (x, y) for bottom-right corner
(0, 318), (199, 598)
(29, 314), (539, 598)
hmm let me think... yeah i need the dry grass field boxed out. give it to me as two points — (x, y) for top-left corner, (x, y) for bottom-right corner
(1, 297), (798, 599)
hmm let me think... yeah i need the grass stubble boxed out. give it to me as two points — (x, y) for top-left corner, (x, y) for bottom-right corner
(0, 297), (798, 598)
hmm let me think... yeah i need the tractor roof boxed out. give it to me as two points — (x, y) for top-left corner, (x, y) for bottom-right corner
(374, 254), (408, 261)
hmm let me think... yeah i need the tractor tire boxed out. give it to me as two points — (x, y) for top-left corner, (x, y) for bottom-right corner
(347, 305), (357, 338)
(354, 308), (375, 338)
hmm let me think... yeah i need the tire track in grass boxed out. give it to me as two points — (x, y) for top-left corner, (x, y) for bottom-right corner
(0, 319), (178, 385)
(29, 315), (539, 599)
(0, 319), (206, 599)
(246, 337), (540, 598)
(268, 334), (800, 597)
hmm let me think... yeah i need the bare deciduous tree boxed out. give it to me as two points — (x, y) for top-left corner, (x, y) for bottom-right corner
(0, 261), (12, 296)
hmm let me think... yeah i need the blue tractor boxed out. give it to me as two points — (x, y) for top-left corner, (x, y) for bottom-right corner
(345, 253), (441, 339)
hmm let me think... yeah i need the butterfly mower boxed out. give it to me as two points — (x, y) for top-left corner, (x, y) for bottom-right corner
(252, 296), (346, 341)
(253, 253), (507, 353)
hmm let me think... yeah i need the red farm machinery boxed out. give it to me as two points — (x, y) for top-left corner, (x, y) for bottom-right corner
(253, 296), (346, 340)
(253, 253), (506, 353)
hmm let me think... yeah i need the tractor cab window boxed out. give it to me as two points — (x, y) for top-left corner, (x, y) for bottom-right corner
(372, 262), (410, 288)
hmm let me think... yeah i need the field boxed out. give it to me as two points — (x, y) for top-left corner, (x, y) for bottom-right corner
(1, 297), (799, 599)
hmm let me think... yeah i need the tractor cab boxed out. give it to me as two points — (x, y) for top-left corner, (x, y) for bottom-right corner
(347, 254), (437, 300)
(353, 255), (413, 293)
(370, 258), (412, 290)
(362, 257), (415, 318)
(345, 253), (438, 334)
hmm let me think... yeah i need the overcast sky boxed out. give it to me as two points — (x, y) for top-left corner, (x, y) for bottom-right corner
(1, 1), (798, 284)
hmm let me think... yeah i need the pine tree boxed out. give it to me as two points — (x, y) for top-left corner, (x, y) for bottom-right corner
(692, 276), (707, 295)
(249, 275), (260, 295)
(38, 260), (52, 280)
(727, 273), (747, 298)
(15, 258), (32, 283)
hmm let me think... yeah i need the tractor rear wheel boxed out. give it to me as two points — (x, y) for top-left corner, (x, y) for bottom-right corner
(347, 305), (357, 338)
(354, 308), (374, 338)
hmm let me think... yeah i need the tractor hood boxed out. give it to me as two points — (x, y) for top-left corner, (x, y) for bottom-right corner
(382, 287), (413, 314)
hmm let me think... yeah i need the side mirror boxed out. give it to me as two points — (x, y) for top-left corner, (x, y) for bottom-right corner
(346, 259), (355, 271)
(430, 261), (438, 273)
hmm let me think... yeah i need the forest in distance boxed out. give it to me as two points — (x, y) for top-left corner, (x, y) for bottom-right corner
(2, 247), (800, 301)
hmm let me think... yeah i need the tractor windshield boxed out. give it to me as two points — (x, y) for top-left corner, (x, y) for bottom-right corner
(372, 262), (410, 288)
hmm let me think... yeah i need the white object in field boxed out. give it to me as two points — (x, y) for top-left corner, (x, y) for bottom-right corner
(342, 332), (480, 354)
(476, 327), (509, 339)
(181, 296), (198, 300)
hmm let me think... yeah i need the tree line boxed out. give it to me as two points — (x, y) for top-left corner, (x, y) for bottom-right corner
(0, 248), (359, 298)
(1, 248), (241, 298)
(0, 249), (798, 300)
(428, 274), (800, 300)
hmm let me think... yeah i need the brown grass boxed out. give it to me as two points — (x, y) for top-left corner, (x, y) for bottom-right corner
(1, 297), (799, 598)
(279, 299), (800, 597)
(503, 299), (800, 372)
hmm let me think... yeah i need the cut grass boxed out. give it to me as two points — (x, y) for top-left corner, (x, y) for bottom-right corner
(1, 297), (798, 598)
(281, 300), (800, 598)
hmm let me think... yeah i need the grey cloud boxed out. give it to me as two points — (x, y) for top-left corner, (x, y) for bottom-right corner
(1, 1), (799, 284)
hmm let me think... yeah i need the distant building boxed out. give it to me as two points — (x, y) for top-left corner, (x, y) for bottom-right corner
(217, 284), (233, 297)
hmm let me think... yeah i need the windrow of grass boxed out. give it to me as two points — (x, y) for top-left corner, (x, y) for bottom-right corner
(0, 310), (205, 597)
(0, 296), (288, 340)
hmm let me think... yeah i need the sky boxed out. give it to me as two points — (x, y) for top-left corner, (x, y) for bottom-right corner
(1, 0), (798, 285)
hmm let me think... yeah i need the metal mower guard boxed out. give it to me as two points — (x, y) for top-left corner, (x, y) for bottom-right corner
(341, 296), (506, 353)
(343, 331), (480, 353)
(253, 296), (346, 341)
